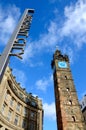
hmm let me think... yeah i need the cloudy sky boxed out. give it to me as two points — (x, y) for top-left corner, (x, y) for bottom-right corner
(0, 0), (86, 130)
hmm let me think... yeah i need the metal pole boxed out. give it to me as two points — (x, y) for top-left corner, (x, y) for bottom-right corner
(0, 9), (34, 82)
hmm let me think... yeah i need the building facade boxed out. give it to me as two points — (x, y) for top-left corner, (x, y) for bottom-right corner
(0, 67), (43, 130)
(80, 95), (86, 124)
(51, 50), (86, 130)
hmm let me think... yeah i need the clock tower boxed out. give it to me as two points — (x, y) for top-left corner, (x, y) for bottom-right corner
(51, 50), (86, 130)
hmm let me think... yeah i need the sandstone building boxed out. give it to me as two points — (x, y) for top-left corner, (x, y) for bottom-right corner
(80, 95), (86, 124)
(51, 50), (86, 130)
(0, 67), (43, 130)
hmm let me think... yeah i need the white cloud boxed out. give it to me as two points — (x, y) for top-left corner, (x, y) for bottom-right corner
(36, 79), (48, 91)
(1, 0), (85, 65)
(35, 74), (53, 91)
(23, 43), (44, 67)
(24, 0), (86, 64)
(23, 43), (34, 61)
(43, 102), (56, 120)
(23, 21), (58, 63)
(12, 68), (27, 88)
(62, 44), (75, 64)
(0, 4), (20, 45)
(61, 0), (86, 48)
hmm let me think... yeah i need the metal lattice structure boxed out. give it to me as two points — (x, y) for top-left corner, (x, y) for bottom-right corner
(0, 9), (34, 82)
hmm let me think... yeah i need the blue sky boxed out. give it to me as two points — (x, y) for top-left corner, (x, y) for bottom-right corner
(0, 0), (86, 130)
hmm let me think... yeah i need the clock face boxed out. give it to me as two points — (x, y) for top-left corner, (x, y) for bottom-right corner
(58, 61), (67, 68)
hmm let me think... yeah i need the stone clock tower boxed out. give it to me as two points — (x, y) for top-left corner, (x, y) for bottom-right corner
(51, 50), (86, 130)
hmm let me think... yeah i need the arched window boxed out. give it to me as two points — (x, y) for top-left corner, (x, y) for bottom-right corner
(66, 87), (69, 91)
(65, 76), (67, 79)
(69, 100), (72, 105)
(72, 116), (75, 122)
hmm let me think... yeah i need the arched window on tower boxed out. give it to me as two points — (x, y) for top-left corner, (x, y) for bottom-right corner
(69, 100), (72, 105)
(72, 116), (76, 122)
(65, 76), (67, 79)
(66, 87), (70, 92)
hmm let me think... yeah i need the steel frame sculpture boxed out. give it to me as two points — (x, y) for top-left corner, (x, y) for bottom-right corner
(0, 9), (34, 82)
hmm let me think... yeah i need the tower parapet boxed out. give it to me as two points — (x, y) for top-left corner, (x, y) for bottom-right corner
(53, 50), (69, 61)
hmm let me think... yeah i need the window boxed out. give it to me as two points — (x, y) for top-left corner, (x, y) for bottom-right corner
(66, 87), (69, 92)
(10, 98), (14, 106)
(80, 105), (82, 109)
(19, 93), (23, 99)
(82, 102), (84, 106)
(7, 110), (12, 121)
(25, 97), (30, 103)
(5, 93), (8, 100)
(16, 103), (21, 111)
(72, 116), (75, 122)
(1, 103), (6, 115)
(29, 121), (35, 130)
(22, 119), (26, 128)
(14, 115), (18, 125)
(5, 90), (10, 100)
(31, 112), (34, 118)
(69, 100), (72, 105)
(31, 101), (37, 107)
(23, 107), (27, 116)
(30, 111), (36, 119)
(65, 76), (67, 79)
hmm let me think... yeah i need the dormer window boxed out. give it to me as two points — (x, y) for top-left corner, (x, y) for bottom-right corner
(31, 101), (37, 107)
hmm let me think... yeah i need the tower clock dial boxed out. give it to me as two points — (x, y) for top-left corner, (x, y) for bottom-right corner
(58, 61), (68, 68)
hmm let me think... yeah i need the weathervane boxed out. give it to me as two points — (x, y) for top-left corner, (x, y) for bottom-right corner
(0, 9), (34, 82)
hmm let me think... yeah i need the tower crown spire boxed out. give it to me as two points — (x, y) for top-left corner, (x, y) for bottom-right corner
(53, 49), (69, 61)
